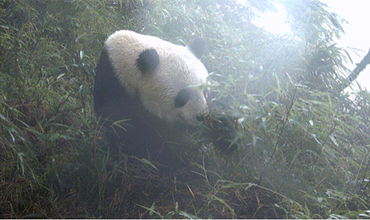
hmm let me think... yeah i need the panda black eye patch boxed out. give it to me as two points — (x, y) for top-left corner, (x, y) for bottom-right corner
(136, 48), (160, 74)
(174, 89), (191, 108)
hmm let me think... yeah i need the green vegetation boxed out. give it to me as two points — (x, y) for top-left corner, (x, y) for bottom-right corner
(1, 0), (369, 218)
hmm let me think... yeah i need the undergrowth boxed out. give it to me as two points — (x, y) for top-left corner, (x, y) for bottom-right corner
(1, 0), (369, 218)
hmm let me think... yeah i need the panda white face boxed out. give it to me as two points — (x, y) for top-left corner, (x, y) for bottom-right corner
(105, 30), (209, 126)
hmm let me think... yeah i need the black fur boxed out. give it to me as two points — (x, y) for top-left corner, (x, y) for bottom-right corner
(207, 117), (239, 153)
(94, 47), (124, 118)
(136, 49), (160, 74)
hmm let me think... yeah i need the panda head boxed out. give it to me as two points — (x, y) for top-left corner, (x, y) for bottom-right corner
(105, 30), (209, 126)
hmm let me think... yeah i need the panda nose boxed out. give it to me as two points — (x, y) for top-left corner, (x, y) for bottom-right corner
(196, 111), (209, 122)
(196, 115), (205, 122)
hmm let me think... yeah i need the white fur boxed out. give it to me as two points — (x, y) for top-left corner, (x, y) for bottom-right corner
(105, 30), (209, 125)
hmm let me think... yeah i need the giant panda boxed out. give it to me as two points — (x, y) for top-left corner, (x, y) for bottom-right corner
(93, 30), (237, 163)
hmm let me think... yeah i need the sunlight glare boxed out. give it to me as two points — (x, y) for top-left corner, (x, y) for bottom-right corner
(254, 3), (291, 34)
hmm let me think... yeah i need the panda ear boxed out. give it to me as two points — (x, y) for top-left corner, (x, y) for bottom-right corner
(188, 37), (206, 59)
(136, 49), (160, 74)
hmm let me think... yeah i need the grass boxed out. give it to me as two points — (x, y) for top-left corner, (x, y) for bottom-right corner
(1, 0), (369, 218)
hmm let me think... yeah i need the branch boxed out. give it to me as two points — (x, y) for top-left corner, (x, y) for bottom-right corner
(340, 48), (370, 92)
(348, 48), (370, 81)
